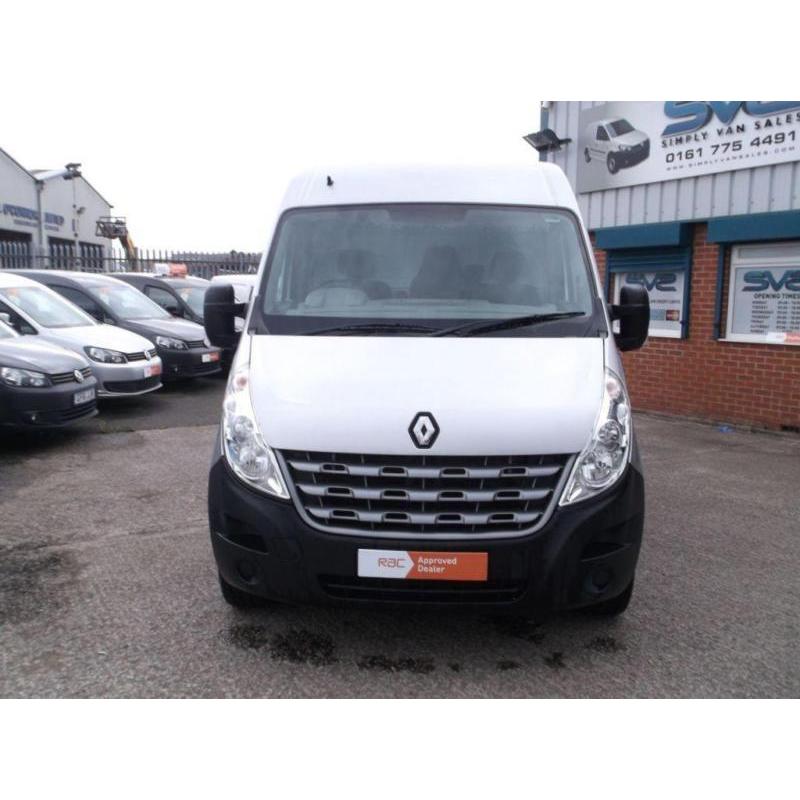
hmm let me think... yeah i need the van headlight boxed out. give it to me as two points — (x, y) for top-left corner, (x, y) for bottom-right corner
(560, 369), (631, 505)
(222, 364), (289, 499)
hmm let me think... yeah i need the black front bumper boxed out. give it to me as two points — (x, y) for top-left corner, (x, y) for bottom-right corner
(208, 449), (645, 615)
(159, 347), (222, 380)
(0, 378), (98, 427)
(617, 141), (650, 168)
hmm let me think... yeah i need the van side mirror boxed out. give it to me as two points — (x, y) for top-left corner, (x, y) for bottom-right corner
(610, 285), (649, 351)
(204, 284), (246, 349)
(0, 312), (11, 326)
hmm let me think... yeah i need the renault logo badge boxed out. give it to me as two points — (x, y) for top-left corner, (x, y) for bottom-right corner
(73, 369), (85, 383)
(409, 412), (439, 449)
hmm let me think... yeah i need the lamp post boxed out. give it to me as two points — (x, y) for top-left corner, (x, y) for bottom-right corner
(34, 163), (82, 260)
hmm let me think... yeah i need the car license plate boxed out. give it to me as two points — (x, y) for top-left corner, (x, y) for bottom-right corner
(73, 387), (95, 406)
(143, 363), (162, 378)
(357, 549), (488, 581)
(202, 352), (220, 363)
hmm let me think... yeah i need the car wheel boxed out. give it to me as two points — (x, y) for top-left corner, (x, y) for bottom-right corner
(219, 572), (267, 609)
(607, 154), (619, 174)
(588, 579), (634, 616)
(584, 148), (591, 163)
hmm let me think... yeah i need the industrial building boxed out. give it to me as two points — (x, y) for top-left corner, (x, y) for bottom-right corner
(535, 101), (800, 431)
(0, 147), (112, 263)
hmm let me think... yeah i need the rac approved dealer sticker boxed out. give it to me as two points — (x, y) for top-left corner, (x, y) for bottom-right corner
(358, 549), (488, 581)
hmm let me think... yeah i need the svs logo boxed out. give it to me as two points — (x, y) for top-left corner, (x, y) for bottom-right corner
(662, 101), (800, 137)
(742, 270), (800, 292)
(625, 272), (677, 292)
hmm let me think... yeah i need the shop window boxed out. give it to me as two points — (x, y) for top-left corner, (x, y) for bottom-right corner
(725, 241), (800, 346)
(606, 246), (692, 339)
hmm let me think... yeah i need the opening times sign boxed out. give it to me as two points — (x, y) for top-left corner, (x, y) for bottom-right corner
(577, 101), (800, 194)
(728, 265), (800, 345)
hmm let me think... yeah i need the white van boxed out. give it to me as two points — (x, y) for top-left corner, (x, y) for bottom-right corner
(203, 164), (650, 618)
(584, 118), (650, 174)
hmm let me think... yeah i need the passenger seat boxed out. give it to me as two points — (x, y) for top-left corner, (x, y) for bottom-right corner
(409, 246), (462, 299)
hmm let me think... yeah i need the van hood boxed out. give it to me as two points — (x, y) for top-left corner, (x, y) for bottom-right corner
(0, 339), (87, 373)
(616, 130), (648, 147)
(43, 324), (156, 353)
(248, 336), (604, 456)
(124, 316), (207, 342)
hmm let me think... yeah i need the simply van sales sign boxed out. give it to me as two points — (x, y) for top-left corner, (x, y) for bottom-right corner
(577, 102), (800, 193)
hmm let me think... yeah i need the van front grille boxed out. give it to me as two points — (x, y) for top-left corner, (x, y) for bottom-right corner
(280, 450), (571, 538)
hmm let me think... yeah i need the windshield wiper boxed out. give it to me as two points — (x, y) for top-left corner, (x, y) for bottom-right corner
(307, 321), (439, 336)
(430, 311), (586, 337)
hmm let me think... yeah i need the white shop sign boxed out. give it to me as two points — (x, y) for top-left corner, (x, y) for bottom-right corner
(726, 241), (800, 346)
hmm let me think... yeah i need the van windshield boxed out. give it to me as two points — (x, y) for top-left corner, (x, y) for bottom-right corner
(259, 204), (597, 336)
(609, 119), (634, 137)
(0, 285), (95, 329)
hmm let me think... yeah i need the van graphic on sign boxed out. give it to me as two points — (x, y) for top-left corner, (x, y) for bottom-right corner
(584, 118), (650, 175)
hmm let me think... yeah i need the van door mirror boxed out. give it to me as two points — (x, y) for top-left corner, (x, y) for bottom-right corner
(204, 284), (246, 349)
(0, 312), (11, 326)
(611, 285), (650, 351)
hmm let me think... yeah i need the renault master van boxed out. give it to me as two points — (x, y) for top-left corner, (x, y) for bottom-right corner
(204, 164), (650, 617)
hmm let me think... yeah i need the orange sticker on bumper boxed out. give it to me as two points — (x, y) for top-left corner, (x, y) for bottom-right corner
(358, 549), (488, 581)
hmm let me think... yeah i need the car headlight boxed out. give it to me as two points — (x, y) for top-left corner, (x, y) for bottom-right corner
(560, 369), (631, 505)
(155, 335), (188, 350)
(222, 363), (289, 499)
(84, 346), (126, 364)
(0, 366), (49, 388)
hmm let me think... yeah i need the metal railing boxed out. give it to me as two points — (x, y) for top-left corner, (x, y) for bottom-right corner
(0, 241), (261, 280)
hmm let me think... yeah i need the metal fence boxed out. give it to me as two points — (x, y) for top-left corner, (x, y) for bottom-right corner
(0, 241), (261, 280)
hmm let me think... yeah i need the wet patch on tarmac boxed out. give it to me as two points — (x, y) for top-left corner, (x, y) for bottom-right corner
(270, 628), (338, 666)
(228, 625), (338, 666)
(228, 623), (271, 650)
(585, 635), (625, 653)
(497, 660), (520, 671)
(357, 655), (436, 674)
(0, 540), (82, 625)
(543, 652), (567, 670)
(491, 617), (547, 644)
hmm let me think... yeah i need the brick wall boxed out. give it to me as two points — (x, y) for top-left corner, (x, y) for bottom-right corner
(593, 224), (800, 431)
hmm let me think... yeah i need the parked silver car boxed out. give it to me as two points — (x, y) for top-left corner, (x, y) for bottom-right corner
(0, 272), (163, 397)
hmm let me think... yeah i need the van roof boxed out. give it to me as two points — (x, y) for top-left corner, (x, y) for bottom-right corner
(278, 163), (580, 214)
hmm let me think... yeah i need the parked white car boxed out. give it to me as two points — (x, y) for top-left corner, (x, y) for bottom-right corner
(584, 118), (650, 174)
(0, 272), (163, 397)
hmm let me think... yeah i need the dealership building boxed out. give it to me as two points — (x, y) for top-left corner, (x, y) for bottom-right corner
(537, 101), (800, 431)
(0, 146), (112, 262)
